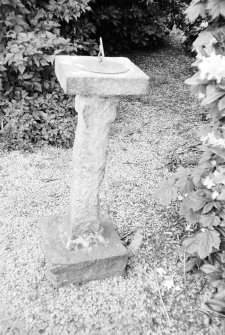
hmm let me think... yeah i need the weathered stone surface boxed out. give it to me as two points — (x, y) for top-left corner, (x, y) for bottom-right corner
(69, 95), (117, 239)
(55, 56), (149, 96)
(38, 55), (149, 287)
(40, 214), (128, 288)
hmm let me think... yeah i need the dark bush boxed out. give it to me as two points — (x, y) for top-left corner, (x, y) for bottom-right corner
(88, 0), (168, 54)
(0, 87), (76, 150)
(0, 0), (188, 150)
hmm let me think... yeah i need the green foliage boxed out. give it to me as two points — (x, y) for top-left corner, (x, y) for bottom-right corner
(182, 0), (225, 53)
(183, 229), (221, 259)
(1, 31), (72, 95)
(155, 0), (225, 317)
(0, 0), (96, 96)
(88, 0), (166, 54)
(0, 0), (187, 148)
(155, 149), (225, 260)
(0, 88), (76, 149)
(88, 0), (190, 54)
(201, 250), (225, 315)
(0, 0), (97, 148)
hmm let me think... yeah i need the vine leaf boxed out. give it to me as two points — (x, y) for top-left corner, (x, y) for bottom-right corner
(201, 90), (225, 106)
(209, 146), (225, 160)
(174, 167), (193, 194)
(200, 214), (221, 227)
(180, 203), (200, 224)
(191, 165), (210, 187)
(183, 229), (221, 259)
(202, 202), (214, 214)
(185, 1), (207, 23)
(217, 190), (225, 201)
(198, 124), (212, 138)
(193, 30), (215, 55)
(218, 96), (225, 111)
(153, 180), (177, 205)
(219, 207), (225, 221)
(199, 149), (213, 164)
(201, 264), (219, 274)
(183, 191), (207, 212)
(207, 0), (225, 20)
(185, 72), (206, 85)
(205, 299), (225, 315)
(213, 169), (225, 185)
(185, 257), (202, 272)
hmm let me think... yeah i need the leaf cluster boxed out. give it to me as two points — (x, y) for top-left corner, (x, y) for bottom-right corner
(155, 0), (225, 316)
(88, 0), (190, 54)
(0, 87), (76, 150)
(183, 0), (225, 54)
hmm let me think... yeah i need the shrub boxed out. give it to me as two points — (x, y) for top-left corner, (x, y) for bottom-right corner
(1, 31), (72, 95)
(0, 0), (188, 149)
(0, 87), (76, 150)
(88, 0), (190, 54)
(0, 0), (97, 97)
(0, 0), (97, 149)
(155, 0), (225, 316)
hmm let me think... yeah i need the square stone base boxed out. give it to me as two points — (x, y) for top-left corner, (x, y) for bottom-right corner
(39, 214), (128, 288)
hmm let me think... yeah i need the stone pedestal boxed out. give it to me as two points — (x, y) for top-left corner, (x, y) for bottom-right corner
(40, 214), (128, 288)
(40, 56), (149, 287)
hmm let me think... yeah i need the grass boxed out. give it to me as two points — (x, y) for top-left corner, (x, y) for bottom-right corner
(0, 44), (224, 334)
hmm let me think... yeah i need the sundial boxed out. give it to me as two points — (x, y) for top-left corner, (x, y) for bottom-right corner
(40, 38), (149, 287)
(74, 38), (129, 74)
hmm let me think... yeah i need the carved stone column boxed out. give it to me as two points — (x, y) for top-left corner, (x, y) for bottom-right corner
(69, 96), (117, 238)
(39, 56), (149, 287)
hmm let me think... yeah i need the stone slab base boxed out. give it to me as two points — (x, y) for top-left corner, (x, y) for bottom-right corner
(39, 215), (128, 288)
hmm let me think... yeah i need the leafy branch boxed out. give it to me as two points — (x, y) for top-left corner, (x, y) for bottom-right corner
(155, 0), (225, 317)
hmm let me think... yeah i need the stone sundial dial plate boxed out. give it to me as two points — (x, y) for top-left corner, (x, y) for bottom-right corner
(74, 58), (130, 74)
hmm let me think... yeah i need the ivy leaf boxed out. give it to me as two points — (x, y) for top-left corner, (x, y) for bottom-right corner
(219, 207), (225, 221)
(209, 146), (225, 160)
(212, 168), (225, 185)
(206, 299), (225, 315)
(185, 257), (202, 272)
(175, 166), (190, 178)
(179, 179), (194, 195)
(18, 64), (25, 74)
(218, 190), (225, 201)
(202, 175), (216, 189)
(180, 203), (200, 224)
(183, 229), (221, 259)
(199, 149), (213, 164)
(191, 165), (209, 187)
(185, 72), (207, 86)
(201, 264), (220, 274)
(208, 0), (225, 20)
(200, 214), (221, 227)
(201, 90), (225, 106)
(193, 30), (215, 55)
(185, 1), (207, 23)
(183, 191), (207, 212)
(33, 82), (42, 92)
(198, 124), (213, 139)
(153, 180), (177, 205)
(202, 202), (214, 214)
(44, 54), (55, 65)
(218, 96), (225, 111)
(213, 201), (222, 211)
(174, 167), (193, 194)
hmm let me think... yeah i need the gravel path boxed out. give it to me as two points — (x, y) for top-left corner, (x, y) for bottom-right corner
(0, 46), (224, 334)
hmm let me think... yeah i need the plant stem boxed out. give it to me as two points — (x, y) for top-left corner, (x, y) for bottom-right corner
(184, 249), (186, 288)
(154, 267), (172, 327)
